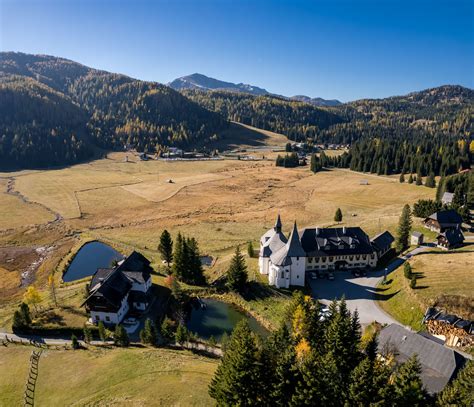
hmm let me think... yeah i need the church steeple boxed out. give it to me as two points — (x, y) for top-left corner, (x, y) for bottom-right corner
(274, 214), (282, 233)
(286, 221), (306, 257)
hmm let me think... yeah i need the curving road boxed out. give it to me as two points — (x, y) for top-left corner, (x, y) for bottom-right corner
(309, 245), (432, 327)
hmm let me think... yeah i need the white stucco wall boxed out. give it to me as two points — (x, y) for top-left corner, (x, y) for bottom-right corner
(289, 257), (305, 286)
(91, 297), (129, 325)
(259, 256), (270, 275)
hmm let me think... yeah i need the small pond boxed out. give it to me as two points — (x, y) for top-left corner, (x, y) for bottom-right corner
(63, 241), (123, 282)
(186, 298), (268, 341)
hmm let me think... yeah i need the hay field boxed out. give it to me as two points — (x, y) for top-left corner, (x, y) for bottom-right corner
(0, 345), (217, 406)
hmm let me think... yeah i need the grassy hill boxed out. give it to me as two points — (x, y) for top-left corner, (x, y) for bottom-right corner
(0, 345), (217, 406)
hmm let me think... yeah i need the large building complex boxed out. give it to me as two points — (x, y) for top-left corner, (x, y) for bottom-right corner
(259, 216), (393, 288)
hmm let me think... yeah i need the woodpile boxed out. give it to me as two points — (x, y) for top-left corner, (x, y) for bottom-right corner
(423, 307), (473, 348)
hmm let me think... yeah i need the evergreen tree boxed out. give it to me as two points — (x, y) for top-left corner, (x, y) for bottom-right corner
(140, 318), (157, 345)
(285, 142), (292, 152)
(408, 174), (414, 184)
(310, 153), (322, 173)
(425, 172), (436, 188)
(226, 246), (248, 292)
(172, 233), (186, 280)
(393, 356), (427, 406)
(416, 175), (423, 186)
(71, 334), (80, 350)
(404, 262), (413, 279)
(114, 324), (130, 347)
(334, 207), (343, 222)
(186, 237), (205, 285)
(98, 321), (106, 342)
(83, 325), (92, 343)
(209, 320), (263, 406)
(452, 184), (465, 208)
(158, 229), (173, 268)
(437, 361), (473, 406)
(20, 302), (32, 325)
(399, 172), (405, 183)
(161, 317), (175, 342)
(247, 241), (254, 258)
(396, 204), (412, 252)
(410, 274), (417, 289)
(175, 323), (189, 344)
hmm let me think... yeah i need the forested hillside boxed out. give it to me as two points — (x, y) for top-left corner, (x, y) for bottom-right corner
(0, 52), (227, 169)
(323, 86), (474, 176)
(1, 52), (472, 174)
(181, 89), (345, 140)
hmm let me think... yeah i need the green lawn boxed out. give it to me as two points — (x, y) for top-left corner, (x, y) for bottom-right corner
(0, 345), (217, 406)
(377, 262), (425, 331)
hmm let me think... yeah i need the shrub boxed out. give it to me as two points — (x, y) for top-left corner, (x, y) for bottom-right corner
(403, 263), (412, 279)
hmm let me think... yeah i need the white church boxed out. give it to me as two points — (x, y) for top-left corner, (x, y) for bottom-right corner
(259, 215), (394, 288)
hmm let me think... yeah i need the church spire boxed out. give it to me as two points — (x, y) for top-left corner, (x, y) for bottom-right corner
(274, 214), (282, 232)
(286, 221), (305, 257)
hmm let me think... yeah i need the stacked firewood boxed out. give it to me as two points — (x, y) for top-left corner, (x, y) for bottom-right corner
(426, 319), (473, 347)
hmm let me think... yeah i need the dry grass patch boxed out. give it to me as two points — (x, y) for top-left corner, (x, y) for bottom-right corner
(408, 249), (474, 319)
(0, 179), (55, 230)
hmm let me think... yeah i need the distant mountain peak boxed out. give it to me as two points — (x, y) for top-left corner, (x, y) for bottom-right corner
(168, 73), (269, 95)
(168, 73), (342, 106)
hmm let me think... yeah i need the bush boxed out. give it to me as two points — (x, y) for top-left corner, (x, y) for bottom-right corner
(175, 324), (189, 344)
(410, 275), (417, 289)
(71, 334), (80, 349)
(403, 263), (412, 279)
(114, 324), (130, 347)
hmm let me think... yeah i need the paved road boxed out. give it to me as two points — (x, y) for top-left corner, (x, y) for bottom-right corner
(309, 244), (433, 327)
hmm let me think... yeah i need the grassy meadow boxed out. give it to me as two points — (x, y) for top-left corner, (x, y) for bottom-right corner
(0, 148), (438, 331)
(0, 345), (217, 406)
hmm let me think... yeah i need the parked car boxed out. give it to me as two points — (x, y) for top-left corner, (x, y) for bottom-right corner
(327, 272), (335, 281)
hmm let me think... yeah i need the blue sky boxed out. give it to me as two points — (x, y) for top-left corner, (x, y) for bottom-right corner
(1, 0), (473, 101)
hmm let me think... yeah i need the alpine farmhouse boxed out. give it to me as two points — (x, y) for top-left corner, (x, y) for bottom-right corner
(259, 216), (394, 288)
(83, 251), (153, 325)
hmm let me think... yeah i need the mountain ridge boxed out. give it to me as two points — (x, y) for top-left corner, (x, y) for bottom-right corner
(169, 72), (342, 106)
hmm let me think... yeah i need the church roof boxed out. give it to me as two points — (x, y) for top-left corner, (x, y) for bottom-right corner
(260, 230), (287, 257)
(286, 222), (306, 257)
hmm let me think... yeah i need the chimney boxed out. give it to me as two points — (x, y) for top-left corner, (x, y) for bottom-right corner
(315, 227), (320, 236)
(342, 226), (347, 235)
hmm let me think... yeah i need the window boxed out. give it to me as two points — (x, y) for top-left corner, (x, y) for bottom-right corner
(362, 255), (367, 260)
(370, 254), (375, 259)
(280, 271), (284, 278)
(329, 257), (334, 262)
(349, 256), (353, 261)
(322, 257), (326, 262)
(297, 275), (299, 279)
(296, 256), (299, 260)
(105, 316), (110, 322)
(309, 257), (313, 263)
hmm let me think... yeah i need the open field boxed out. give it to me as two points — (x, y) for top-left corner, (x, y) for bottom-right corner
(0, 345), (217, 406)
(378, 247), (474, 330)
(0, 151), (436, 330)
(409, 248), (474, 319)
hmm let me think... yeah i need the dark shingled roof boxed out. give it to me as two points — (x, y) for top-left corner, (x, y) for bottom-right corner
(437, 229), (464, 246)
(300, 226), (374, 256)
(90, 268), (114, 290)
(371, 231), (395, 251)
(378, 324), (467, 394)
(85, 269), (132, 312)
(426, 209), (463, 225)
(286, 222), (306, 258)
(84, 251), (152, 312)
